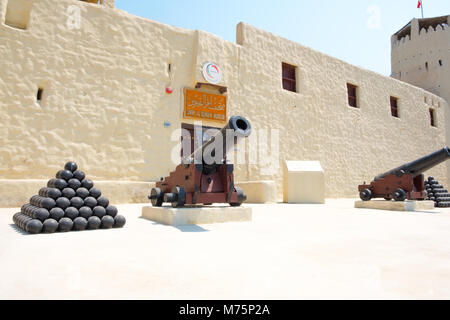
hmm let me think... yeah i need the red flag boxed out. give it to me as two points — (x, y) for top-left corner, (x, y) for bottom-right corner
(418, 0), (422, 8)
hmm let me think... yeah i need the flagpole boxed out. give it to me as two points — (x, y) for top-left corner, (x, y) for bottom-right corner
(421, 0), (424, 18)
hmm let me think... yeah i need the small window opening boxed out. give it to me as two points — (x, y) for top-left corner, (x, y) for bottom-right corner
(425, 62), (429, 71)
(439, 60), (443, 66)
(390, 97), (399, 118)
(430, 108), (436, 127)
(347, 83), (358, 108)
(37, 88), (43, 104)
(282, 63), (297, 93)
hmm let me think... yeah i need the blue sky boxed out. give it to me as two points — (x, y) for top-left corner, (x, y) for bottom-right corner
(116, 0), (450, 76)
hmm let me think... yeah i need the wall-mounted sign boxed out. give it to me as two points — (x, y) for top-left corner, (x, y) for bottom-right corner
(202, 62), (222, 84)
(183, 88), (226, 123)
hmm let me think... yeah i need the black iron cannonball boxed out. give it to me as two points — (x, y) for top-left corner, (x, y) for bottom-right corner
(64, 162), (78, 173)
(73, 170), (86, 181)
(48, 178), (68, 190)
(84, 197), (97, 209)
(62, 188), (76, 199)
(93, 206), (106, 218)
(50, 208), (65, 221)
(35, 208), (50, 222)
(81, 179), (94, 190)
(56, 197), (71, 210)
(73, 217), (88, 231)
(101, 216), (115, 229)
(70, 197), (84, 209)
(87, 216), (101, 230)
(76, 187), (90, 199)
(26, 219), (43, 234)
(56, 170), (74, 181)
(113, 215), (126, 228)
(89, 187), (101, 199)
(68, 179), (82, 190)
(105, 206), (118, 218)
(58, 218), (74, 232)
(65, 207), (79, 220)
(42, 219), (59, 234)
(79, 206), (93, 219)
(97, 196), (109, 208)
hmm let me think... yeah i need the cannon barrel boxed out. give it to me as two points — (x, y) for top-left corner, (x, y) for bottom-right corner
(375, 147), (450, 181)
(185, 115), (252, 166)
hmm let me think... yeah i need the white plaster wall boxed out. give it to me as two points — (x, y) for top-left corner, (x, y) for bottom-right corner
(0, 0), (448, 200)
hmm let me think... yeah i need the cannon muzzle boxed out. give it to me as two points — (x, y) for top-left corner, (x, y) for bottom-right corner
(375, 147), (450, 181)
(185, 115), (252, 167)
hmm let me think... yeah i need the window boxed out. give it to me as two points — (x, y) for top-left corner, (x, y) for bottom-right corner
(347, 83), (358, 108)
(4, 0), (32, 30)
(439, 60), (443, 66)
(282, 63), (297, 93)
(37, 88), (43, 104)
(425, 62), (429, 71)
(430, 109), (436, 127)
(390, 97), (399, 118)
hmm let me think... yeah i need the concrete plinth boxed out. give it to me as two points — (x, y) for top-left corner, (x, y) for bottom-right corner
(283, 161), (325, 204)
(355, 200), (435, 212)
(142, 205), (252, 226)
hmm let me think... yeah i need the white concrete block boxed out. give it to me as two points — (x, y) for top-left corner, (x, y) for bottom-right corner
(141, 205), (252, 226)
(283, 161), (325, 204)
(355, 200), (435, 212)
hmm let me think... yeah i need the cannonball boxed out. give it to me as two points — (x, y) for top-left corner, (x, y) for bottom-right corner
(42, 188), (62, 200)
(89, 187), (101, 199)
(65, 207), (79, 220)
(62, 188), (76, 199)
(84, 197), (97, 209)
(73, 217), (88, 231)
(73, 170), (86, 181)
(26, 219), (43, 234)
(79, 206), (93, 219)
(101, 216), (115, 229)
(56, 170), (74, 181)
(58, 218), (74, 232)
(50, 207), (65, 221)
(70, 197), (84, 209)
(87, 216), (101, 230)
(35, 208), (50, 222)
(56, 197), (71, 210)
(113, 215), (126, 228)
(42, 219), (59, 234)
(68, 178), (82, 190)
(42, 198), (56, 210)
(93, 206), (106, 218)
(48, 178), (68, 190)
(81, 179), (94, 190)
(76, 187), (90, 199)
(105, 206), (118, 218)
(97, 196), (109, 208)
(64, 162), (78, 172)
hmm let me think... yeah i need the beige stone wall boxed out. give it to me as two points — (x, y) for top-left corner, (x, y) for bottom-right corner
(0, 0), (448, 201)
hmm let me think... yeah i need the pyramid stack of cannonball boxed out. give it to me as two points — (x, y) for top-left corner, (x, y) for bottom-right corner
(425, 176), (450, 208)
(13, 162), (126, 234)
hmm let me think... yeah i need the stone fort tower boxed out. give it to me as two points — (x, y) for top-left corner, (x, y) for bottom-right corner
(391, 15), (450, 110)
(391, 15), (450, 177)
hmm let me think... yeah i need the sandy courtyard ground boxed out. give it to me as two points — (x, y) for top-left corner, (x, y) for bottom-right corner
(1, 200), (450, 300)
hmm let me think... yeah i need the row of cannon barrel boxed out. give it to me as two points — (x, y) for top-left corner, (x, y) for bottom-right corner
(13, 162), (126, 234)
(425, 177), (450, 208)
